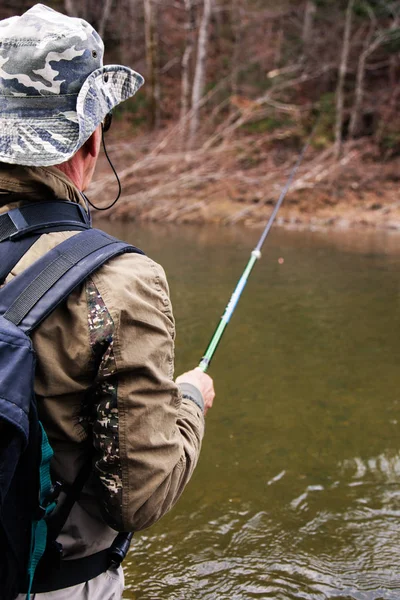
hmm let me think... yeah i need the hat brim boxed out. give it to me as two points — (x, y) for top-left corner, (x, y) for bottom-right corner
(0, 65), (144, 167)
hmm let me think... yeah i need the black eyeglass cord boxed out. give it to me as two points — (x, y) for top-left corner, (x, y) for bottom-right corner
(85, 124), (122, 211)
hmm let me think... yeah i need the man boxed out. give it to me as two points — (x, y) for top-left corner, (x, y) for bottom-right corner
(0, 4), (215, 599)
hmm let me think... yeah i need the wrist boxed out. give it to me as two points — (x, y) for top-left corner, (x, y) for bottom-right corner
(177, 382), (204, 413)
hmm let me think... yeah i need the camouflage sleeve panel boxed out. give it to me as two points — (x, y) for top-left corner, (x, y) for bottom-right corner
(86, 278), (123, 529)
(87, 253), (205, 533)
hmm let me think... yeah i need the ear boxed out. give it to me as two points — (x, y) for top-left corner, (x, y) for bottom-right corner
(82, 127), (102, 159)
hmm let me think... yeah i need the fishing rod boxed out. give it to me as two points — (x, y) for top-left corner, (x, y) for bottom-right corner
(198, 124), (317, 373)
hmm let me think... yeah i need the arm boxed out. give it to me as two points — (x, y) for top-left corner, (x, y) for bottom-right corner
(90, 253), (209, 532)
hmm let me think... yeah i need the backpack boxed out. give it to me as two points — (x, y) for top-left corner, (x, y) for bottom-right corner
(0, 202), (143, 600)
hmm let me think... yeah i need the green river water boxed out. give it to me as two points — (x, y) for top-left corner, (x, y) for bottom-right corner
(100, 221), (400, 600)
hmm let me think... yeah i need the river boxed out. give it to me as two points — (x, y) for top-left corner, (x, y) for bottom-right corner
(99, 220), (400, 600)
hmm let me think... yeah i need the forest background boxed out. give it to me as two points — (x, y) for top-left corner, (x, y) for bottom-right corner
(2, 0), (400, 229)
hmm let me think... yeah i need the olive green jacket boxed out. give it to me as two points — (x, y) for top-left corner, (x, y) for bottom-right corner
(0, 164), (205, 559)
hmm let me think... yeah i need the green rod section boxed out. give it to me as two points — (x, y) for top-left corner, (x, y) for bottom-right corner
(198, 251), (260, 372)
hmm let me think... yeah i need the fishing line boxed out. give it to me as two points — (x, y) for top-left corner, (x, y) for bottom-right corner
(198, 120), (319, 373)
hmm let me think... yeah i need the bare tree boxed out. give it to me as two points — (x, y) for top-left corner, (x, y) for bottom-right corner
(274, 21), (284, 67)
(334, 0), (354, 160)
(144, 0), (160, 128)
(230, 0), (242, 97)
(64, 0), (113, 36)
(118, 0), (143, 68)
(97, 0), (113, 38)
(349, 8), (400, 138)
(180, 0), (196, 135)
(189, 0), (213, 147)
(64, 0), (76, 16)
(302, 0), (316, 46)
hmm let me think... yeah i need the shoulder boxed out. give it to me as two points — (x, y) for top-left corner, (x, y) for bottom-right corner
(91, 250), (169, 297)
(90, 250), (173, 323)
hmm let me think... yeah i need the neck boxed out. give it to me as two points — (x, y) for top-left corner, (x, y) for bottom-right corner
(54, 129), (100, 191)
(54, 157), (84, 190)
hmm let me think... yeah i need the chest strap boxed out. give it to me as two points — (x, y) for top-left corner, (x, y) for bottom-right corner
(0, 201), (90, 241)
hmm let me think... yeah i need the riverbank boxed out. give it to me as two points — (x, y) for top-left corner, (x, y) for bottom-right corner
(90, 129), (400, 232)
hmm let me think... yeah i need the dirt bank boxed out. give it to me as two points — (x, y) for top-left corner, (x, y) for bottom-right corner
(90, 131), (400, 233)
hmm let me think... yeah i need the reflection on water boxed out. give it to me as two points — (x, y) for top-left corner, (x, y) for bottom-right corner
(340, 453), (400, 482)
(97, 220), (400, 599)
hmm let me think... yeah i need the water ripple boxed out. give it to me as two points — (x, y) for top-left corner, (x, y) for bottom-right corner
(125, 493), (400, 599)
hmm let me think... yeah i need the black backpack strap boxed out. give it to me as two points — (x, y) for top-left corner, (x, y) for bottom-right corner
(0, 201), (91, 285)
(45, 458), (93, 545)
(0, 201), (90, 241)
(0, 235), (40, 284)
(0, 228), (144, 334)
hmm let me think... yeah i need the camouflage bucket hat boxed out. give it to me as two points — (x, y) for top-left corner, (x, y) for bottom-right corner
(0, 3), (144, 166)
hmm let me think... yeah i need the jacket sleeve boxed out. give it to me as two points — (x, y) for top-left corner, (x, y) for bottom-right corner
(89, 252), (205, 532)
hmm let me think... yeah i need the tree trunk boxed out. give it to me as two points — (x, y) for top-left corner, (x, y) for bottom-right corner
(230, 0), (242, 98)
(349, 25), (374, 139)
(64, 0), (76, 16)
(302, 0), (316, 46)
(334, 0), (354, 160)
(180, 0), (196, 135)
(389, 54), (397, 89)
(189, 0), (213, 147)
(97, 0), (113, 38)
(274, 22), (283, 67)
(120, 0), (142, 66)
(144, 0), (160, 129)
